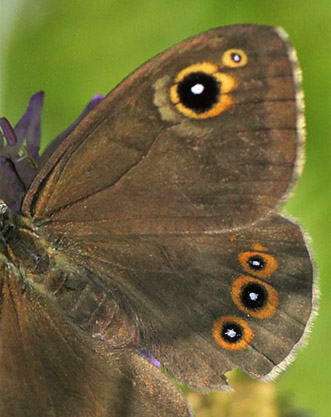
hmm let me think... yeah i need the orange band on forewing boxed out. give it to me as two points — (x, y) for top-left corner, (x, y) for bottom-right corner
(174, 62), (218, 83)
(215, 72), (237, 94)
(175, 94), (233, 119)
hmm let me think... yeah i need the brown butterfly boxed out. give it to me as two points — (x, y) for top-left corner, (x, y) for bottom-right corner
(0, 24), (317, 417)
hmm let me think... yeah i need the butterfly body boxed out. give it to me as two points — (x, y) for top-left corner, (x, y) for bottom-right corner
(0, 25), (316, 417)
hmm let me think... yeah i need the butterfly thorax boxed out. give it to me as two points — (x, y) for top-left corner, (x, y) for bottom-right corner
(0, 208), (51, 280)
(0, 205), (136, 347)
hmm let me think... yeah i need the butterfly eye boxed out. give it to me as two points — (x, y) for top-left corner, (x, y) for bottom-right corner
(213, 316), (253, 350)
(231, 276), (279, 318)
(238, 250), (278, 279)
(170, 62), (236, 119)
(222, 48), (248, 68)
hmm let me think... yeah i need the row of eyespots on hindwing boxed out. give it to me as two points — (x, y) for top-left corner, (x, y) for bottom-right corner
(213, 243), (279, 350)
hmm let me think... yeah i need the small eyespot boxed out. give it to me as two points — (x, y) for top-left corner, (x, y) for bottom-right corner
(222, 49), (248, 68)
(213, 316), (253, 350)
(231, 276), (279, 318)
(170, 62), (236, 119)
(238, 250), (278, 279)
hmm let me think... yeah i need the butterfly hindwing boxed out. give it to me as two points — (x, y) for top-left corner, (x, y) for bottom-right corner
(38, 214), (314, 389)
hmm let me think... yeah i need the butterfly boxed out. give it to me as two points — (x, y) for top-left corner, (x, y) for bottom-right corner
(0, 24), (317, 417)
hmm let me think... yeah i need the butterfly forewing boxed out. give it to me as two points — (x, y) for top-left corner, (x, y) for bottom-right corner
(23, 25), (303, 233)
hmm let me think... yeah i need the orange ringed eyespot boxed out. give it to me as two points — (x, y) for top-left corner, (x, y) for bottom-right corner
(231, 276), (279, 319)
(238, 250), (278, 279)
(222, 49), (248, 68)
(213, 316), (253, 350)
(170, 62), (237, 119)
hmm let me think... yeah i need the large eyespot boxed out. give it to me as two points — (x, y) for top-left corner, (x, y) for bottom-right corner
(231, 276), (279, 318)
(238, 249), (278, 279)
(222, 49), (248, 68)
(213, 316), (253, 350)
(170, 62), (236, 119)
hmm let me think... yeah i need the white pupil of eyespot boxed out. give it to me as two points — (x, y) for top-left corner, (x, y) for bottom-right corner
(191, 83), (205, 95)
(225, 328), (237, 338)
(252, 260), (261, 267)
(233, 54), (241, 62)
(249, 292), (259, 301)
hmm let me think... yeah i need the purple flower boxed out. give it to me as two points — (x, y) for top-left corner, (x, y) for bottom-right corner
(0, 92), (104, 211)
(139, 349), (161, 368)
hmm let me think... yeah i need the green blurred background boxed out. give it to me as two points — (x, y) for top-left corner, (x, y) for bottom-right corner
(1, 1), (330, 416)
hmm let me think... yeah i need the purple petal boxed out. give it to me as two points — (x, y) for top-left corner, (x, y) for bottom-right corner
(90, 94), (104, 102)
(10, 92), (44, 188)
(0, 92), (104, 211)
(14, 91), (44, 161)
(0, 93), (44, 207)
(0, 117), (18, 147)
(40, 94), (104, 166)
(0, 157), (25, 211)
(139, 349), (161, 368)
(15, 156), (38, 189)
